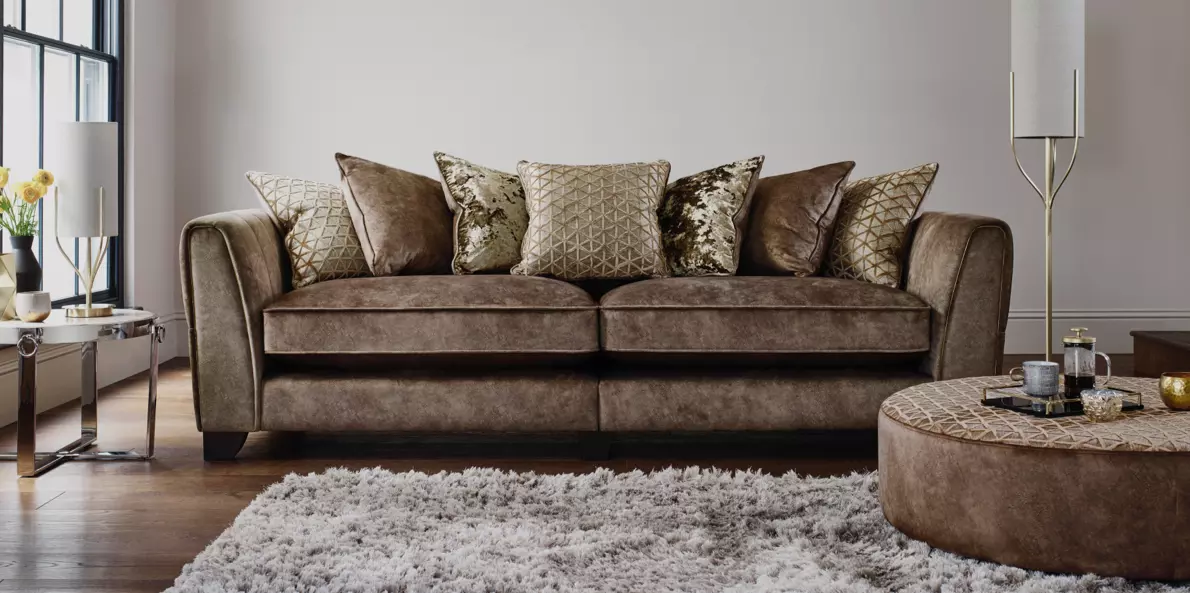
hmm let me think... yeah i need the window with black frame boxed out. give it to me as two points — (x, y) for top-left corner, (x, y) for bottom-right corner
(1, 0), (121, 307)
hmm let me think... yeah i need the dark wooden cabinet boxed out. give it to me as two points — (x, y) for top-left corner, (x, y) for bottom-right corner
(1131, 331), (1190, 378)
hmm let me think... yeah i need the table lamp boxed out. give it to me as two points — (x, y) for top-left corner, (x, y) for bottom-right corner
(45, 122), (119, 318)
(1010, 0), (1085, 361)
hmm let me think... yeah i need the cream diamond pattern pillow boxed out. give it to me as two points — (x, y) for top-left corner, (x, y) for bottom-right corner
(247, 171), (371, 288)
(513, 161), (671, 280)
(824, 163), (938, 287)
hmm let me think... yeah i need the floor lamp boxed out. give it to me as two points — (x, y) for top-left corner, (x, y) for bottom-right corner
(1010, 0), (1085, 361)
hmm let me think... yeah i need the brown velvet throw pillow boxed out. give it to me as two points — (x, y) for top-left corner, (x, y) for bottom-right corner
(741, 161), (856, 276)
(335, 153), (453, 276)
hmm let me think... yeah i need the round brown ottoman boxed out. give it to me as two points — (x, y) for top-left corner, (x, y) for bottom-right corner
(879, 376), (1190, 580)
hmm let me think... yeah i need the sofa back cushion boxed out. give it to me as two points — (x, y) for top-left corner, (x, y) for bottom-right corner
(335, 153), (454, 276)
(513, 160), (671, 280)
(741, 161), (856, 276)
(247, 171), (371, 288)
(433, 152), (528, 275)
(825, 163), (939, 287)
(658, 156), (765, 277)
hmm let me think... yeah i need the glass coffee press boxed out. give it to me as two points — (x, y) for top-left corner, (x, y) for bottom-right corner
(1062, 327), (1110, 398)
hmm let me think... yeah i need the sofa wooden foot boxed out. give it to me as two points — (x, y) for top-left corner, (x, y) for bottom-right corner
(203, 432), (248, 461)
(580, 434), (612, 460)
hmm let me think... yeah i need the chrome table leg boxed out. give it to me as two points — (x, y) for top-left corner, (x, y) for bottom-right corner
(16, 330), (40, 477)
(145, 323), (163, 459)
(81, 341), (98, 441)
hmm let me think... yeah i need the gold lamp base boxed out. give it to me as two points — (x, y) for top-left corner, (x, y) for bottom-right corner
(63, 304), (114, 318)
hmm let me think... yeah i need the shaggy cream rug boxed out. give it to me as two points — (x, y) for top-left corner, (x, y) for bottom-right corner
(167, 468), (1184, 593)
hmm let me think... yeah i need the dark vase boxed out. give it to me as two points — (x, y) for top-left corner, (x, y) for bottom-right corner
(9, 236), (41, 293)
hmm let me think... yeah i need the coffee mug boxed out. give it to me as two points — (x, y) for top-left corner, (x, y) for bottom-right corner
(1009, 360), (1060, 397)
(14, 291), (51, 323)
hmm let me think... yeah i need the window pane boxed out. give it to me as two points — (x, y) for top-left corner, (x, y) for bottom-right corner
(44, 50), (78, 125)
(3, 0), (20, 27)
(63, 0), (95, 48)
(41, 49), (80, 299)
(3, 39), (40, 185)
(25, 0), (61, 39)
(80, 57), (109, 121)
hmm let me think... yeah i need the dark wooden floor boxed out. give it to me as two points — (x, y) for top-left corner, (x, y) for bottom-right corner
(0, 354), (1131, 592)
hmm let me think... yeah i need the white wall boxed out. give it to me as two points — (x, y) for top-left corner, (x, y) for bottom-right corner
(171, 0), (1190, 354)
(125, 0), (181, 358)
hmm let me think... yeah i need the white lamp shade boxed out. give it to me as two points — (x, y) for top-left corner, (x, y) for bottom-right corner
(44, 122), (119, 237)
(1011, 0), (1085, 138)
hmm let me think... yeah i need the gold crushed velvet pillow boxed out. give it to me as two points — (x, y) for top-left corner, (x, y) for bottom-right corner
(741, 161), (855, 276)
(247, 171), (371, 288)
(513, 160), (671, 280)
(335, 153), (453, 276)
(825, 163), (939, 287)
(659, 156), (765, 276)
(433, 152), (527, 274)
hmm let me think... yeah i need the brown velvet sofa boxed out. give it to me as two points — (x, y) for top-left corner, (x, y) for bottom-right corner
(180, 210), (1012, 460)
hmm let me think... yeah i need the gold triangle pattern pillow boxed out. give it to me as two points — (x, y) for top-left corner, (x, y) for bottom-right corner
(247, 171), (371, 288)
(824, 163), (938, 287)
(513, 160), (671, 280)
(433, 152), (527, 274)
(659, 156), (765, 276)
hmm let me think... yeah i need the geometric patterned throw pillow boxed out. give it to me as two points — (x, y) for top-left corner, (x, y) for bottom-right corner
(246, 171), (371, 288)
(512, 160), (671, 280)
(433, 152), (527, 275)
(824, 163), (938, 287)
(659, 156), (765, 276)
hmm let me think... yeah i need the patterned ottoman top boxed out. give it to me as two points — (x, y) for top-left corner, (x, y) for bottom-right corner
(881, 376), (1190, 453)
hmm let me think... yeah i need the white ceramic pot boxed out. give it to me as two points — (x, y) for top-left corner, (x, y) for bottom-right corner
(15, 291), (51, 322)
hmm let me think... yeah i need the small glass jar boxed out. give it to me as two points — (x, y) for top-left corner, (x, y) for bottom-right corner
(1080, 389), (1124, 422)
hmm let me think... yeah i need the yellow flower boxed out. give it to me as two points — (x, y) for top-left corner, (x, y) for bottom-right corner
(32, 182), (48, 198)
(33, 169), (54, 186)
(18, 182), (40, 205)
(0, 167), (9, 188)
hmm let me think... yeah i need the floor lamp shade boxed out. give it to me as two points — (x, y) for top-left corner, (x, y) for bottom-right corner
(1011, 0), (1085, 138)
(45, 122), (119, 238)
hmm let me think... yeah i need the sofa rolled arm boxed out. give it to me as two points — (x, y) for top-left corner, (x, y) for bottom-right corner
(180, 210), (288, 432)
(904, 212), (1013, 380)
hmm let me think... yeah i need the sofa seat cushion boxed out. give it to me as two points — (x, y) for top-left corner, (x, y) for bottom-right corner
(264, 276), (598, 360)
(600, 277), (930, 359)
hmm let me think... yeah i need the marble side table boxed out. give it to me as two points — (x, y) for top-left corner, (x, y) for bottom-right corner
(0, 309), (162, 477)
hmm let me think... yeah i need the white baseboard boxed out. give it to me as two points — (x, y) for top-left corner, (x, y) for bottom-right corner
(0, 312), (188, 427)
(1005, 309), (1190, 354)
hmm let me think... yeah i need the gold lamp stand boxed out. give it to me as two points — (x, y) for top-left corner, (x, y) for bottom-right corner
(54, 187), (113, 318)
(1010, 69), (1080, 362)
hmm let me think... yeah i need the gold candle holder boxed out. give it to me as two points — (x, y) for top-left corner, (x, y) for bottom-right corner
(1159, 372), (1190, 410)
